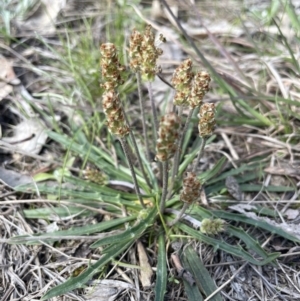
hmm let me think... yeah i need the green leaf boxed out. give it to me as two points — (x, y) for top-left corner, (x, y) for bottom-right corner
(198, 157), (227, 184)
(177, 223), (279, 265)
(154, 231), (167, 301)
(182, 246), (222, 301)
(194, 206), (300, 243)
(240, 184), (295, 192)
(90, 207), (157, 248)
(47, 130), (150, 190)
(178, 135), (216, 177)
(182, 276), (203, 301)
(41, 241), (132, 300)
(206, 162), (265, 185)
(16, 183), (140, 209)
(285, 1), (300, 33)
(9, 215), (136, 245)
(23, 206), (88, 219)
(231, 96), (273, 126)
(227, 226), (269, 260)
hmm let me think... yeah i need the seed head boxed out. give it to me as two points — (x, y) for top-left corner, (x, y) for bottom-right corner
(155, 113), (181, 161)
(83, 167), (107, 185)
(188, 71), (211, 108)
(129, 25), (164, 81)
(129, 29), (143, 72)
(200, 218), (226, 235)
(171, 58), (194, 106)
(198, 103), (216, 137)
(100, 43), (126, 90)
(180, 172), (201, 204)
(102, 90), (129, 137)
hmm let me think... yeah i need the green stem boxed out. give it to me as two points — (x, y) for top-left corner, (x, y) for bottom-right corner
(123, 110), (152, 189)
(172, 109), (195, 181)
(168, 203), (189, 226)
(148, 81), (158, 139)
(148, 81), (162, 183)
(159, 161), (169, 214)
(119, 137), (145, 208)
(136, 72), (151, 161)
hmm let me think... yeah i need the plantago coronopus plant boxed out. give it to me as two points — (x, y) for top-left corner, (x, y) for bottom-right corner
(100, 34), (216, 217)
(37, 21), (290, 301)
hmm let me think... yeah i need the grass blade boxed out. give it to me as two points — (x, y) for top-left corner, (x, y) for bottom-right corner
(182, 246), (222, 301)
(182, 277), (203, 301)
(227, 225), (269, 260)
(154, 231), (167, 301)
(16, 183), (141, 209)
(41, 241), (132, 300)
(90, 208), (157, 248)
(194, 206), (300, 243)
(8, 215), (136, 244)
(177, 223), (279, 265)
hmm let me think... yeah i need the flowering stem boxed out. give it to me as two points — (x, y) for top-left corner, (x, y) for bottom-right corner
(172, 109), (195, 183)
(168, 203), (189, 226)
(148, 81), (162, 181)
(192, 137), (207, 173)
(136, 72), (151, 161)
(159, 161), (169, 214)
(119, 137), (145, 208)
(123, 109), (152, 189)
(148, 81), (158, 138)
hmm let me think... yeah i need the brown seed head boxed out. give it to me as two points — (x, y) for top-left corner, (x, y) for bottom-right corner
(198, 103), (216, 137)
(100, 43), (126, 90)
(102, 90), (129, 137)
(180, 172), (201, 204)
(129, 25), (164, 81)
(155, 113), (181, 161)
(188, 71), (211, 108)
(171, 58), (194, 106)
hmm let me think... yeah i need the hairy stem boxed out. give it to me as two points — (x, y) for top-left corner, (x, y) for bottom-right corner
(159, 161), (169, 214)
(168, 203), (189, 226)
(148, 81), (162, 182)
(169, 108), (195, 195)
(123, 110), (152, 189)
(119, 137), (145, 208)
(136, 72), (151, 161)
(148, 81), (158, 139)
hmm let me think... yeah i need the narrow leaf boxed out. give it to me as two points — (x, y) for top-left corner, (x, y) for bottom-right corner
(90, 208), (157, 248)
(178, 223), (279, 265)
(154, 231), (167, 301)
(182, 246), (222, 301)
(195, 206), (300, 243)
(9, 215), (136, 244)
(42, 241), (132, 300)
